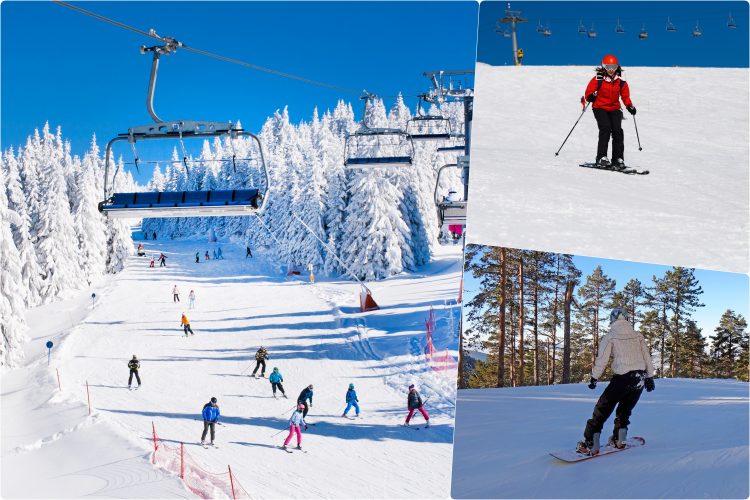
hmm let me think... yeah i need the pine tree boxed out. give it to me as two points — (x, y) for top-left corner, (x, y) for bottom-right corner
(709, 310), (748, 379)
(576, 266), (616, 367)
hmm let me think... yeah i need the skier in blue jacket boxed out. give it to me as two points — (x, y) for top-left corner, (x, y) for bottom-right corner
(200, 397), (220, 446)
(297, 384), (314, 418)
(342, 383), (360, 417)
(269, 367), (287, 398)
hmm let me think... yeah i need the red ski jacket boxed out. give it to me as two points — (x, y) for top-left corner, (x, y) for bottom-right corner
(584, 75), (633, 112)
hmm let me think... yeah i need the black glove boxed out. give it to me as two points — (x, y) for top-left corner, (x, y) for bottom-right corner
(586, 92), (598, 103)
(626, 105), (636, 115)
(644, 377), (655, 392)
(588, 377), (597, 390)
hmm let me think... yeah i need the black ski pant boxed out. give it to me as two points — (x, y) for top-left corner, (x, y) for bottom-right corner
(272, 382), (285, 395)
(593, 108), (624, 163)
(584, 370), (645, 441)
(201, 421), (215, 442)
(128, 369), (141, 386)
(298, 400), (309, 418)
(252, 359), (266, 376)
(173, 294), (180, 303)
(183, 324), (194, 335)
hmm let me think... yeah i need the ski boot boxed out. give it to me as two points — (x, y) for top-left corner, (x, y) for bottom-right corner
(611, 158), (626, 171)
(596, 157), (611, 167)
(608, 428), (627, 449)
(295, 445), (302, 450)
(425, 420), (430, 428)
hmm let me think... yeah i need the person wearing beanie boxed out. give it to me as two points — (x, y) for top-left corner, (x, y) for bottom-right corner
(200, 397), (220, 446)
(342, 383), (360, 417)
(405, 384), (430, 427)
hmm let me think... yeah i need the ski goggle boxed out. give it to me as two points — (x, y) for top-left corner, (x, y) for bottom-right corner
(603, 63), (618, 73)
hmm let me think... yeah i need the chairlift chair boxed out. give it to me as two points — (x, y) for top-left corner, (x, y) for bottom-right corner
(406, 95), (452, 141)
(666, 17), (677, 32)
(536, 20), (544, 33)
(639, 24), (649, 39)
(437, 134), (467, 154)
(588, 24), (598, 38)
(692, 20), (703, 37)
(434, 163), (467, 228)
(542, 25), (552, 37)
(99, 37), (270, 219)
(615, 18), (625, 34)
(727, 12), (737, 29)
(578, 19), (587, 34)
(344, 127), (414, 168)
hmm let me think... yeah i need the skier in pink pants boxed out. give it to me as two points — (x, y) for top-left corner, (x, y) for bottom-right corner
(405, 384), (430, 427)
(282, 403), (308, 450)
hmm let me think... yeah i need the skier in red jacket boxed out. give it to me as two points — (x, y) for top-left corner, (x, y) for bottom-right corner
(582, 54), (637, 169)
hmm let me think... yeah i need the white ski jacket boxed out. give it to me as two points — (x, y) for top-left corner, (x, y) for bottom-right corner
(592, 318), (655, 379)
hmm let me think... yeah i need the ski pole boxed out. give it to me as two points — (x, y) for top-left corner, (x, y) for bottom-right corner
(240, 364), (253, 376)
(278, 405), (295, 416)
(632, 115), (643, 151)
(555, 101), (591, 156)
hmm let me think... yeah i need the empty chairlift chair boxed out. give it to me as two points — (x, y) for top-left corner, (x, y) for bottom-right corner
(344, 127), (414, 168)
(666, 17), (678, 32)
(615, 18), (625, 34)
(727, 13), (737, 29)
(692, 20), (703, 37)
(578, 19), (587, 34)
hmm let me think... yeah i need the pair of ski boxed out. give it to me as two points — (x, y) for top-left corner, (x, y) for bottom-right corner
(550, 436), (645, 463)
(278, 445), (307, 454)
(578, 162), (650, 176)
(401, 423), (429, 430)
(128, 386), (140, 391)
(201, 442), (218, 449)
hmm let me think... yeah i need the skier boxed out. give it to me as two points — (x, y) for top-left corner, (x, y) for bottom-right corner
(582, 54), (636, 169)
(195, 251), (200, 264)
(144, 232), (148, 240)
(181, 313), (194, 336)
(172, 285), (180, 303)
(158, 253), (167, 267)
(297, 384), (314, 418)
(576, 307), (655, 456)
(137, 243), (145, 256)
(342, 383), (360, 417)
(246, 246), (253, 258)
(281, 402), (308, 451)
(149, 256), (155, 268)
(152, 231), (157, 240)
(213, 249), (218, 260)
(205, 251), (210, 261)
(405, 384), (430, 427)
(128, 355), (141, 389)
(251, 346), (269, 378)
(200, 397), (220, 446)
(188, 290), (196, 310)
(269, 367), (287, 398)
(217, 247), (224, 260)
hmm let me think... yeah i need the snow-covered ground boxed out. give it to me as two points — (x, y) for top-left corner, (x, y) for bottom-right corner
(2, 236), (462, 498)
(451, 379), (749, 499)
(467, 64), (749, 273)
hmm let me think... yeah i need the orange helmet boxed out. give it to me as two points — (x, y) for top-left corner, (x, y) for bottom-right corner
(602, 54), (619, 66)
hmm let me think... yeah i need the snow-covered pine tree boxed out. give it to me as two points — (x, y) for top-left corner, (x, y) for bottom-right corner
(73, 136), (108, 283)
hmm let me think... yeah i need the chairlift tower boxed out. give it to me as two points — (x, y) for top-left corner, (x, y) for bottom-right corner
(498, 7), (528, 66)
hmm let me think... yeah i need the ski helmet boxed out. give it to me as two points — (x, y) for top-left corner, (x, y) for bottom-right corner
(210, 397), (218, 404)
(610, 307), (630, 324)
(601, 54), (619, 73)
(349, 383), (354, 389)
(297, 403), (306, 410)
(408, 384), (415, 390)
(273, 367), (278, 371)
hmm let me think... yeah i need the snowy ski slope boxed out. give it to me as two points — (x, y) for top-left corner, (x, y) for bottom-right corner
(467, 64), (749, 273)
(451, 379), (749, 499)
(2, 237), (462, 498)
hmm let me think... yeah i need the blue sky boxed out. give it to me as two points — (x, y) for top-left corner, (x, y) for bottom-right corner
(478, 1), (749, 67)
(1, 1), (478, 181)
(462, 247), (749, 343)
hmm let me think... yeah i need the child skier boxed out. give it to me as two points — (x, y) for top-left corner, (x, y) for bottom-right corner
(281, 402), (308, 451)
(405, 384), (430, 427)
(149, 256), (155, 268)
(172, 285), (180, 303)
(342, 383), (360, 417)
(576, 308), (655, 456)
(205, 251), (210, 261)
(213, 249), (218, 260)
(181, 313), (194, 336)
(269, 367), (287, 398)
(217, 247), (223, 260)
(297, 384), (314, 418)
(582, 54), (637, 169)
(128, 355), (141, 389)
(188, 290), (196, 310)
(251, 346), (269, 378)
(200, 397), (220, 446)
(158, 253), (167, 267)
(195, 252), (200, 264)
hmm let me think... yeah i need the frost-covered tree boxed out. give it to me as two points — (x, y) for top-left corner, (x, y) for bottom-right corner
(73, 136), (108, 283)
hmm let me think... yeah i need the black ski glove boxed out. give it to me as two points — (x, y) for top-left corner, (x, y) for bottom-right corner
(586, 92), (598, 103)
(644, 377), (655, 392)
(588, 377), (597, 390)
(626, 105), (637, 115)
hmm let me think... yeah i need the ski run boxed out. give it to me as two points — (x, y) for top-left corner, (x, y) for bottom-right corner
(2, 236), (462, 498)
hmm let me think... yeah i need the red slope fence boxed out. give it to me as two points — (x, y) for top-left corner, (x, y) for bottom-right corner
(425, 307), (457, 375)
(151, 422), (252, 499)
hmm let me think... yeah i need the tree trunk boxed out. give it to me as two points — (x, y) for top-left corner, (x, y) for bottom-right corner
(533, 287), (539, 385)
(497, 247), (506, 388)
(518, 258), (524, 387)
(562, 280), (574, 384)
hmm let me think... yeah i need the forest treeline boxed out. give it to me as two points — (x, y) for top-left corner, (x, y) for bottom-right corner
(459, 245), (749, 388)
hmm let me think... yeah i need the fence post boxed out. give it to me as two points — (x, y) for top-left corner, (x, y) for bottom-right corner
(86, 380), (91, 415)
(180, 442), (184, 479)
(228, 465), (237, 500)
(56, 368), (61, 392)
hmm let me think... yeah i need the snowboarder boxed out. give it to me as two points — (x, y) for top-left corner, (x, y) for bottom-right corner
(582, 54), (636, 169)
(152, 231), (157, 240)
(217, 247), (224, 260)
(342, 383), (360, 417)
(405, 384), (430, 427)
(128, 355), (141, 389)
(269, 367), (287, 398)
(172, 285), (180, 303)
(205, 251), (210, 261)
(246, 246), (253, 258)
(181, 313), (194, 336)
(281, 402), (308, 451)
(200, 397), (220, 446)
(188, 290), (196, 310)
(158, 253), (167, 267)
(297, 384), (314, 418)
(251, 346), (269, 377)
(576, 308), (655, 456)
(149, 256), (155, 268)
(195, 252), (200, 264)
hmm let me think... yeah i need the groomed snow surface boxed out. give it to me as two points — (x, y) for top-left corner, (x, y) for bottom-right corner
(467, 64), (749, 274)
(2, 236), (462, 498)
(451, 378), (749, 499)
